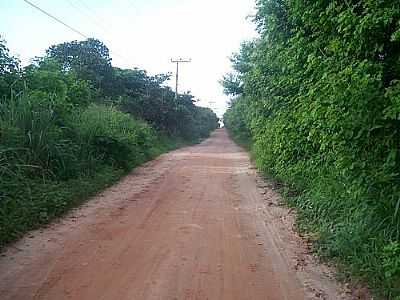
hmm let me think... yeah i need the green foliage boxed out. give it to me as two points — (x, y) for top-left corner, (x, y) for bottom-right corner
(223, 96), (252, 146)
(46, 38), (113, 97)
(70, 104), (157, 170)
(0, 37), (20, 99)
(23, 58), (92, 108)
(0, 36), (219, 249)
(223, 0), (400, 297)
(119, 72), (219, 137)
(383, 242), (400, 283)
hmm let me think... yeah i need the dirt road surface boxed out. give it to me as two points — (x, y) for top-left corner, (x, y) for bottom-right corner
(0, 129), (350, 300)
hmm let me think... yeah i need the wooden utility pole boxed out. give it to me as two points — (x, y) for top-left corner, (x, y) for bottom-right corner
(171, 58), (191, 101)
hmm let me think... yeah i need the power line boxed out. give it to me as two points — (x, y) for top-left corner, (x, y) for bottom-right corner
(63, 0), (105, 34)
(22, 0), (131, 66)
(66, 0), (131, 63)
(65, 0), (138, 64)
(22, 0), (88, 39)
(70, 0), (112, 35)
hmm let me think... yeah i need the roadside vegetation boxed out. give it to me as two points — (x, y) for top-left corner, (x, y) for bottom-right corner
(0, 37), (219, 249)
(223, 1), (400, 298)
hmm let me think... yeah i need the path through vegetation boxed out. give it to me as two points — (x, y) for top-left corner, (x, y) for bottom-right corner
(0, 129), (350, 299)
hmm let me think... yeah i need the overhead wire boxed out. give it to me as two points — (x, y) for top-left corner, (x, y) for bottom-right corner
(22, 0), (88, 39)
(22, 0), (132, 66)
(64, 0), (131, 63)
(67, 0), (112, 35)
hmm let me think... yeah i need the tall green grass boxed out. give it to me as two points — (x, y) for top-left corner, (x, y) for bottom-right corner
(0, 92), (177, 249)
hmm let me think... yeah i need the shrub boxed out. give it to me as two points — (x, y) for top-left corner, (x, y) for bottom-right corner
(69, 104), (156, 170)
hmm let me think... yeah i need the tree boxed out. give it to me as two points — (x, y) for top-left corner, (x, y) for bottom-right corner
(46, 38), (113, 96)
(23, 57), (92, 108)
(0, 38), (20, 99)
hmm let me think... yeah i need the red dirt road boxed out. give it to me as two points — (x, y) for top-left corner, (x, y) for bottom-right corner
(0, 129), (349, 300)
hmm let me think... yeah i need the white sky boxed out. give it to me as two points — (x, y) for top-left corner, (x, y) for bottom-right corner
(0, 0), (257, 117)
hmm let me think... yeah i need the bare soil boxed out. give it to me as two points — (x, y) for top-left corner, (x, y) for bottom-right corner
(0, 129), (352, 300)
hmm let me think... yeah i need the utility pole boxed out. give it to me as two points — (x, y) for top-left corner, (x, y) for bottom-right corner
(171, 58), (191, 101)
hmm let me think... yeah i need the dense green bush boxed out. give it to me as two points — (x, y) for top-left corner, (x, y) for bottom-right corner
(223, 0), (400, 297)
(223, 96), (252, 147)
(0, 93), (162, 247)
(70, 104), (157, 171)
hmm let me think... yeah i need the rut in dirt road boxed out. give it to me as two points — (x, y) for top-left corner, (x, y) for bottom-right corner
(0, 129), (349, 300)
